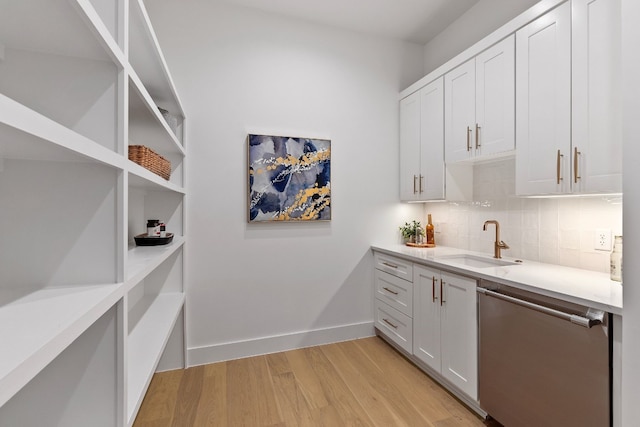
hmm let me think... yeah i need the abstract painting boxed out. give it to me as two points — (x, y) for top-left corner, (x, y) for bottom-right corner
(248, 134), (331, 222)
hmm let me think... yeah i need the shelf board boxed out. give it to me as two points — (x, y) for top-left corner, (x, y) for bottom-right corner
(126, 236), (185, 289)
(127, 292), (184, 423)
(128, 0), (185, 118)
(128, 163), (186, 194)
(0, 283), (124, 407)
(129, 72), (185, 157)
(0, 94), (127, 169)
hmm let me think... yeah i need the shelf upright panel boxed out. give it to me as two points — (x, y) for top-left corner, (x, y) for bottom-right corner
(123, 2), (188, 425)
(126, 292), (184, 425)
(128, 0), (185, 122)
(74, 0), (127, 69)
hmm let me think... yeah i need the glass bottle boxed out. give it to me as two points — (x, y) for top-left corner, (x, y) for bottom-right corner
(610, 235), (622, 282)
(426, 214), (435, 246)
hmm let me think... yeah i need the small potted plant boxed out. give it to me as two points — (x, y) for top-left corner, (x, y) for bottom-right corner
(399, 220), (425, 243)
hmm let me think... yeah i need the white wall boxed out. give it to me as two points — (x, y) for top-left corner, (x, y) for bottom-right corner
(422, 0), (539, 74)
(424, 159), (622, 272)
(146, 0), (425, 364)
(621, 0), (640, 423)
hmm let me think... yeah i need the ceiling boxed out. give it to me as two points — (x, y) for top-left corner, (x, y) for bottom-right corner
(220, 0), (482, 45)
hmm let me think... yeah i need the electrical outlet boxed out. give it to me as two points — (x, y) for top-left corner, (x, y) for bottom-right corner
(594, 229), (612, 251)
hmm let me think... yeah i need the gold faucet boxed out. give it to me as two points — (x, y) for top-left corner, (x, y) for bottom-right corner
(483, 220), (510, 259)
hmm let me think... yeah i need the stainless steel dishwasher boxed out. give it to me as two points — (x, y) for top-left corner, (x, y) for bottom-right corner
(477, 281), (611, 427)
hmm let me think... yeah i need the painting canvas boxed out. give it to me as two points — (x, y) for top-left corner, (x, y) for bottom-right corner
(248, 134), (331, 222)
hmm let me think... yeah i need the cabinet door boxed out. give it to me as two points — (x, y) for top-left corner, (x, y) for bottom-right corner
(440, 272), (478, 400)
(475, 35), (515, 158)
(400, 91), (421, 201)
(413, 265), (441, 372)
(515, 2), (571, 195)
(445, 59), (475, 163)
(572, 0), (622, 193)
(419, 78), (445, 200)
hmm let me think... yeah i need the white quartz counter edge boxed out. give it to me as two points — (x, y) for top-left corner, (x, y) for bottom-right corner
(371, 244), (623, 315)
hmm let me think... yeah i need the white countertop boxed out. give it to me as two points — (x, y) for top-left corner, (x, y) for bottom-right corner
(371, 244), (623, 315)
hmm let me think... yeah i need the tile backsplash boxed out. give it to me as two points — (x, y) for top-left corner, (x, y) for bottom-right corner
(423, 158), (623, 273)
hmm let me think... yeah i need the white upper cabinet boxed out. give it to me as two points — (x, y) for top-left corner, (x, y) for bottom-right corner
(516, 2), (571, 195)
(475, 36), (515, 159)
(445, 36), (515, 163)
(572, 0), (622, 194)
(516, 0), (621, 196)
(420, 79), (445, 200)
(400, 91), (421, 201)
(400, 78), (445, 202)
(445, 59), (476, 162)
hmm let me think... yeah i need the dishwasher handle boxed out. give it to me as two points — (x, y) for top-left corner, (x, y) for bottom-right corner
(477, 287), (605, 328)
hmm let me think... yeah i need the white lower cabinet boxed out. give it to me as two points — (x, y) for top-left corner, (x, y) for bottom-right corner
(373, 252), (479, 403)
(374, 299), (413, 353)
(413, 265), (478, 400)
(373, 254), (414, 353)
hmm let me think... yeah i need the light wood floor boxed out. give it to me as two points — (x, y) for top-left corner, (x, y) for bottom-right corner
(133, 336), (497, 427)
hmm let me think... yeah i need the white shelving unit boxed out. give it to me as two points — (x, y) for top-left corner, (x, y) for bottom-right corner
(0, 0), (187, 425)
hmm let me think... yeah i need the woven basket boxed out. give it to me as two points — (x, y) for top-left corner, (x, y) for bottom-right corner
(128, 145), (171, 180)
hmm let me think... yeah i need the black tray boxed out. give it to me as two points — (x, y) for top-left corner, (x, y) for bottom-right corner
(134, 232), (174, 246)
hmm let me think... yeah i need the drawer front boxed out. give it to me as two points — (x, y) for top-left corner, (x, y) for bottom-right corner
(374, 252), (413, 282)
(375, 269), (413, 316)
(374, 299), (413, 353)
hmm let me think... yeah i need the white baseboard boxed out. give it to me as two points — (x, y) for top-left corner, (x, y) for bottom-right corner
(187, 321), (375, 367)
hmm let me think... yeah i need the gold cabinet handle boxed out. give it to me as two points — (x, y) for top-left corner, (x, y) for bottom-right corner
(382, 287), (399, 295)
(383, 318), (398, 329)
(432, 276), (437, 303)
(466, 126), (472, 151)
(419, 175), (424, 193)
(475, 123), (481, 149)
(440, 279), (445, 306)
(382, 262), (399, 269)
(574, 146), (581, 183)
(556, 150), (564, 185)
(413, 175), (418, 194)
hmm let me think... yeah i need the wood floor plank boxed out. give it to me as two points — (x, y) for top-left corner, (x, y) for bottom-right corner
(134, 368), (184, 425)
(355, 337), (454, 421)
(309, 404), (343, 427)
(303, 345), (375, 427)
(193, 362), (227, 426)
(171, 366), (204, 427)
(226, 356), (283, 426)
(284, 348), (330, 410)
(248, 356), (282, 426)
(227, 357), (260, 426)
(133, 418), (173, 427)
(265, 351), (291, 376)
(320, 342), (416, 427)
(356, 337), (485, 425)
(270, 371), (315, 427)
(337, 340), (437, 427)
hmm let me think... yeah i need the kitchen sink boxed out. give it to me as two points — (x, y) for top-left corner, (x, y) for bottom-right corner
(437, 254), (519, 268)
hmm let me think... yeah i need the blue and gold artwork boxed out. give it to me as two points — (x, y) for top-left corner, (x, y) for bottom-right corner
(248, 134), (331, 222)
